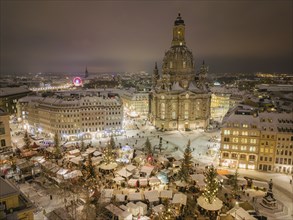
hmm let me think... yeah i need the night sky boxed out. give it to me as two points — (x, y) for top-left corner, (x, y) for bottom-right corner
(1, 1), (292, 74)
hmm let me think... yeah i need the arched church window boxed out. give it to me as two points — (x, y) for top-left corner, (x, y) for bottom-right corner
(161, 103), (165, 119)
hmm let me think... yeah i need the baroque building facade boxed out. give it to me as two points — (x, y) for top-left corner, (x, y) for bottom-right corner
(220, 105), (293, 174)
(17, 90), (123, 141)
(149, 14), (211, 131)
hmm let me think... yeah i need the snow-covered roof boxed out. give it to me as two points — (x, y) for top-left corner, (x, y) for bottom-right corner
(144, 190), (159, 202)
(171, 82), (184, 91)
(172, 193), (187, 205)
(0, 86), (31, 97)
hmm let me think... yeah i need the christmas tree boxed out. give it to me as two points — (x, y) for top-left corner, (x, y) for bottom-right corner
(103, 136), (115, 164)
(87, 154), (96, 180)
(157, 199), (176, 220)
(23, 130), (31, 149)
(203, 165), (219, 204)
(178, 140), (193, 182)
(231, 169), (239, 198)
(53, 132), (62, 159)
(144, 138), (152, 156)
(80, 136), (86, 152)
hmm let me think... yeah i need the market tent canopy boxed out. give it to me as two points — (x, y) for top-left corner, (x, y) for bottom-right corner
(227, 207), (257, 220)
(102, 189), (114, 198)
(63, 170), (83, 179)
(144, 190), (159, 202)
(197, 196), (223, 211)
(140, 165), (154, 175)
(117, 168), (133, 178)
(172, 193), (187, 205)
(160, 190), (173, 199)
(126, 164), (136, 172)
(69, 149), (80, 155)
(149, 177), (160, 185)
(105, 204), (124, 217)
(174, 180), (188, 187)
(139, 178), (148, 186)
(126, 202), (140, 216)
(152, 204), (165, 213)
(115, 194), (126, 202)
(191, 174), (205, 187)
(85, 148), (96, 154)
(128, 179), (138, 186)
(69, 156), (83, 165)
(136, 201), (147, 215)
(100, 162), (118, 170)
(128, 193), (144, 201)
(113, 176), (125, 182)
(93, 151), (103, 156)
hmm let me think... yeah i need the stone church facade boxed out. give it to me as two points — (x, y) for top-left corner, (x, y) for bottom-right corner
(149, 13), (211, 131)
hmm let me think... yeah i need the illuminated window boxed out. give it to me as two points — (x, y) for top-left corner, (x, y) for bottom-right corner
(172, 111), (176, 119)
(232, 137), (238, 143)
(240, 154), (246, 160)
(184, 103), (189, 119)
(232, 131), (239, 135)
(183, 61), (186, 68)
(250, 139), (257, 144)
(160, 103), (165, 119)
(249, 146), (256, 152)
(232, 145), (238, 150)
(170, 61), (173, 68)
(223, 144), (229, 149)
(240, 146), (247, 151)
(241, 138), (248, 144)
(224, 130), (230, 135)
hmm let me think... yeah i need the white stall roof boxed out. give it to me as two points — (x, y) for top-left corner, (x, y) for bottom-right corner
(102, 189), (114, 198)
(172, 193), (187, 205)
(149, 177), (160, 185)
(140, 165), (154, 175)
(152, 204), (165, 213)
(144, 190), (159, 202)
(160, 190), (173, 198)
(128, 193), (143, 201)
(105, 204), (124, 216)
(116, 194), (126, 202)
(117, 168), (133, 178)
(126, 164), (136, 172)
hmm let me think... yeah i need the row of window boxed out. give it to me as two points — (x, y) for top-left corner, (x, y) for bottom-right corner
(223, 137), (257, 144)
(276, 149), (292, 156)
(222, 152), (256, 160)
(275, 158), (293, 165)
(223, 130), (258, 136)
(226, 123), (257, 129)
(222, 144), (257, 152)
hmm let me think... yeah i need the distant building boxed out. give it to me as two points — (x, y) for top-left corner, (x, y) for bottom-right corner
(18, 90), (123, 141)
(120, 89), (149, 117)
(210, 86), (245, 122)
(150, 13), (211, 131)
(0, 109), (12, 154)
(220, 105), (293, 174)
(0, 177), (35, 219)
(0, 86), (32, 115)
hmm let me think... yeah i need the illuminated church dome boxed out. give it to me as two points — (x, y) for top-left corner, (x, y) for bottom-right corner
(150, 13), (211, 131)
(157, 13), (196, 89)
